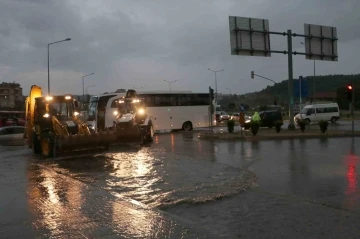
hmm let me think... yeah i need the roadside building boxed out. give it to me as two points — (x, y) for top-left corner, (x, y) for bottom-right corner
(0, 82), (24, 109)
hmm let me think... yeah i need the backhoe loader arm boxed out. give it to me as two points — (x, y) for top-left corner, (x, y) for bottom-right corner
(24, 85), (42, 148)
(51, 116), (70, 136)
(72, 117), (91, 135)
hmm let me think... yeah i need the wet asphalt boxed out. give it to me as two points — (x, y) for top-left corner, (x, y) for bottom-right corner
(1, 130), (360, 238)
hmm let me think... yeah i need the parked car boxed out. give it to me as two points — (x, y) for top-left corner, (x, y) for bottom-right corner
(215, 111), (230, 122)
(0, 126), (25, 146)
(219, 112), (230, 121)
(230, 113), (240, 121)
(244, 110), (283, 129)
(231, 113), (251, 122)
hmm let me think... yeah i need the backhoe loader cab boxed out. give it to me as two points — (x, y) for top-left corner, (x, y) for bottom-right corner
(34, 95), (80, 135)
(114, 90), (154, 143)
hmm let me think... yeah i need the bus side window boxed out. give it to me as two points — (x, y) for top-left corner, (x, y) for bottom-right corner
(178, 95), (190, 106)
(198, 94), (209, 105)
(169, 96), (177, 106)
(316, 108), (325, 113)
(191, 95), (200, 105)
(154, 96), (166, 106)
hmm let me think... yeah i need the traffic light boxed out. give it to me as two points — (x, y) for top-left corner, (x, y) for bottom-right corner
(346, 84), (353, 101)
(251, 71), (254, 79)
(209, 87), (214, 101)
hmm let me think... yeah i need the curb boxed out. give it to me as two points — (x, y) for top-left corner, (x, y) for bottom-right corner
(198, 131), (360, 141)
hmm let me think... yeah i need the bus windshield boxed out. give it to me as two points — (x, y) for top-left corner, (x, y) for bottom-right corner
(87, 96), (98, 120)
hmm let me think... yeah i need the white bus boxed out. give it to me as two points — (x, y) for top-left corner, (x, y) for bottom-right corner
(136, 91), (215, 131)
(87, 93), (126, 131)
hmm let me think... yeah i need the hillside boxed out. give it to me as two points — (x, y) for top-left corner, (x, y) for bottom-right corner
(219, 74), (360, 111)
(244, 74), (360, 105)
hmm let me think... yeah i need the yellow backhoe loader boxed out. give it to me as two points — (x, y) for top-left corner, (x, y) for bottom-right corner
(24, 85), (116, 158)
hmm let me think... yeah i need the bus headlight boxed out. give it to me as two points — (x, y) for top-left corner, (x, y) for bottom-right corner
(137, 108), (145, 115)
(43, 113), (50, 118)
(113, 110), (119, 116)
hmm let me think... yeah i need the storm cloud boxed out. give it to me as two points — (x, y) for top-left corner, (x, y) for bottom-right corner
(0, 0), (359, 95)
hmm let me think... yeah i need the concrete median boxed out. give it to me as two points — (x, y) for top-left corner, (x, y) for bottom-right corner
(198, 128), (360, 141)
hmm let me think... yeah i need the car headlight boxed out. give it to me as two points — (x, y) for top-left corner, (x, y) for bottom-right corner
(245, 119), (251, 123)
(137, 108), (145, 115)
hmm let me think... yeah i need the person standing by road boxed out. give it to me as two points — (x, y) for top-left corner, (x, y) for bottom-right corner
(252, 111), (261, 123)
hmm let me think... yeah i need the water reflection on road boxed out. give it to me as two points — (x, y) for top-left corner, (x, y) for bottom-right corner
(26, 160), (200, 238)
(2, 130), (360, 237)
(212, 136), (360, 211)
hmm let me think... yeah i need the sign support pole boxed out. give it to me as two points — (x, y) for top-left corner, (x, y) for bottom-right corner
(209, 86), (214, 133)
(287, 29), (295, 130)
(299, 76), (302, 120)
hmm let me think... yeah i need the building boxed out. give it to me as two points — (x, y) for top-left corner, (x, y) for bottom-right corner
(0, 82), (24, 109)
(314, 92), (337, 101)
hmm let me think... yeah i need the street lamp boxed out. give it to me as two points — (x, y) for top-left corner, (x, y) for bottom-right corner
(208, 68), (224, 103)
(47, 38), (71, 95)
(164, 80), (177, 91)
(86, 85), (95, 95)
(300, 42), (316, 101)
(82, 73), (94, 101)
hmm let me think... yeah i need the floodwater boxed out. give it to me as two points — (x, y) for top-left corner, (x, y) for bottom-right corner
(1, 131), (360, 238)
(41, 133), (256, 209)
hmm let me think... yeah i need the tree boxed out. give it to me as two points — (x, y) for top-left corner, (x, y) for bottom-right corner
(115, 89), (126, 93)
(228, 103), (236, 109)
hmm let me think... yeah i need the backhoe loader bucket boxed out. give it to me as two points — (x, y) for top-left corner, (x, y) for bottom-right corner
(52, 131), (117, 157)
(114, 123), (144, 144)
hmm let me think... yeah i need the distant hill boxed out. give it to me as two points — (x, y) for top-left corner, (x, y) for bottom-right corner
(219, 74), (360, 111)
(242, 74), (360, 105)
(252, 74), (360, 97)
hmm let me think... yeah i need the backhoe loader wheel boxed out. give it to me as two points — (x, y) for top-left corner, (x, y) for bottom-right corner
(40, 133), (54, 158)
(32, 131), (41, 154)
(182, 121), (193, 131)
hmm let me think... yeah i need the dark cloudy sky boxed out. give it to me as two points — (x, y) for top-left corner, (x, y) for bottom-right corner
(1, 0), (359, 96)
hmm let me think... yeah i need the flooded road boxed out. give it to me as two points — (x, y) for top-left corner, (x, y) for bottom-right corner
(1, 132), (360, 238)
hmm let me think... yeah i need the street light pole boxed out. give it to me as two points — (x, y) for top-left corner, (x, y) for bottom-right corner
(47, 38), (71, 95)
(164, 80), (177, 91)
(208, 68), (224, 103)
(82, 73), (95, 101)
(226, 87), (231, 95)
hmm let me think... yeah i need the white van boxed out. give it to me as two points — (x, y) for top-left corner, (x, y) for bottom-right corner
(294, 103), (340, 124)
